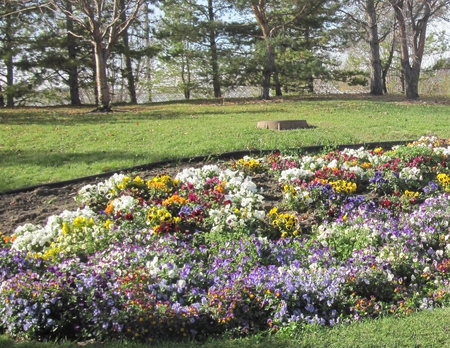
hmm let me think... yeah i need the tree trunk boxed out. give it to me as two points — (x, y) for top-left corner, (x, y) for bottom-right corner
(259, 42), (279, 99)
(5, 13), (14, 108)
(260, 68), (271, 99)
(259, 40), (278, 99)
(382, 33), (396, 94)
(389, 0), (430, 100)
(266, 42), (280, 98)
(93, 42), (111, 111)
(208, 0), (222, 98)
(65, 3), (81, 106)
(122, 38), (137, 104)
(307, 75), (314, 93)
(93, 75), (99, 105)
(120, 0), (137, 104)
(400, 69), (405, 94)
(404, 67), (420, 100)
(0, 85), (4, 107)
(144, 2), (152, 102)
(274, 71), (282, 96)
(5, 51), (14, 108)
(366, 0), (383, 95)
(252, 4), (276, 100)
(181, 58), (191, 100)
(304, 25), (314, 93)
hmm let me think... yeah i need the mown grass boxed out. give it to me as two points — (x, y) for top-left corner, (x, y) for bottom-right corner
(2, 94), (450, 192)
(2, 306), (450, 347)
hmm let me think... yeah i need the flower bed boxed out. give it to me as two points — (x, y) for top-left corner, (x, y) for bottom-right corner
(2, 136), (450, 342)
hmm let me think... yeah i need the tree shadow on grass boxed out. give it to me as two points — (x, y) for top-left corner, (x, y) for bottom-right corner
(4, 93), (417, 126)
(0, 105), (287, 126)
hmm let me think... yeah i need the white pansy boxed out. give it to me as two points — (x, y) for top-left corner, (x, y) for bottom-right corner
(76, 174), (130, 206)
(253, 210), (265, 220)
(177, 279), (186, 289)
(278, 168), (314, 183)
(399, 167), (421, 181)
(433, 146), (450, 157)
(12, 207), (97, 252)
(349, 166), (366, 179)
(300, 156), (324, 171)
(111, 195), (136, 214)
(175, 165), (222, 189)
(326, 159), (339, 169)
(240, 180), (258, 193)
(225, 214), (238, 227)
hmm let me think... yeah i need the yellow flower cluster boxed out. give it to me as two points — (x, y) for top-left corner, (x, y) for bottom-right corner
(437, 173), (450, 184)
(41, 243), (62, 261)
(329, 180), (357, 194)
(73, 216), (95, 228)
(133, 176), (144, 185)
(147, 207), (181, 234)
(117, 176), (132, 190)
(437, 173), (450, 192)
(146, 175), (178, 193)
(117, 176), (146, 190)
(268, 207), (299, 238)
(283, 184), (297, 197)
(374, 147), (383, 154)
(104, 219), (114, 230)
(38, 216), (101, 260)
(346, 159), (358, 167)
(234, 157), (261, 173)
(147, 207), (173, 223)
(402, 190), (419, 199)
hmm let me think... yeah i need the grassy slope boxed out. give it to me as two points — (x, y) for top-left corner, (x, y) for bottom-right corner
(2, 94), (450, 192)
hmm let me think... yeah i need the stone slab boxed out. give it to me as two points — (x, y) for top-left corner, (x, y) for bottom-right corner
(256, 120), (309, 130)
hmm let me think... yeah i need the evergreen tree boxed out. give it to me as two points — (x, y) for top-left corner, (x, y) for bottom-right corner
(0, 1), (36, 107)
(231, 0), (341, 99)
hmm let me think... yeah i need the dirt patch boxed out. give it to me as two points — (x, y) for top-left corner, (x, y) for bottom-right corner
(0, 161), (283, 236)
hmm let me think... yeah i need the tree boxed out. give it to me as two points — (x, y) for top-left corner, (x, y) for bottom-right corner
(388, 0), (450, 100)
(0, 0), (97, 106)
(28, 2), (87, 105)
(118, 0), (137, 104)
(1, 1), (17, 107)
(362, 0), (387, 95)
(0, 1), (35, 107)
(156, 1), (203, 100)
(65, 1), (82, 105)
(276, 3), (342, 93)
(340, 0), (396, 95)
(233, 0), (339, 99)
(157, 0), (237, 99)
(205, 0), (223, 97)
(45, 0), (146, 110)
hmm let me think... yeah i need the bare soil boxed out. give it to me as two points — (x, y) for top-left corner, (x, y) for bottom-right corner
(0, 162), (283, 236)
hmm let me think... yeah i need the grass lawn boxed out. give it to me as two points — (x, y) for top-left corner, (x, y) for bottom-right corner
(2, 306), (450, 347)
(2, 94), (450, 192)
